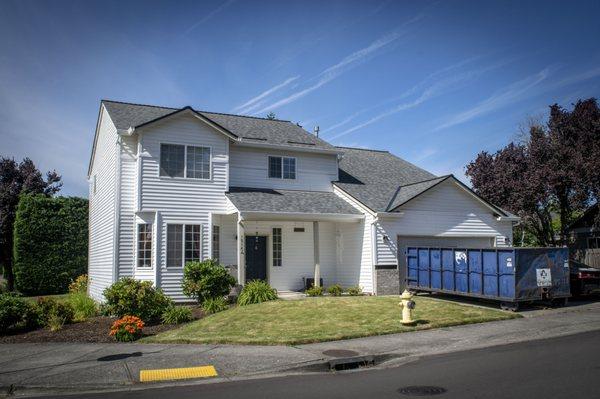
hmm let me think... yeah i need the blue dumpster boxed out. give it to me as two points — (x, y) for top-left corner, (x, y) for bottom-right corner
(406, 247), (570, 310)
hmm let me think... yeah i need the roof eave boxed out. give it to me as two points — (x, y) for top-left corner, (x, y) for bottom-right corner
(239, 211), (364, 222)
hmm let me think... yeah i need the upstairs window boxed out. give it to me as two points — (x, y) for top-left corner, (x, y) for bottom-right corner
(160, 144), (211, 179)
(186, 146), (211, 179)
(268, 156), (296, 179)
(160, 144), (185, 177)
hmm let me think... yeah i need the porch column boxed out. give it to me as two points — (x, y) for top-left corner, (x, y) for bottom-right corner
(313, 221), (320, 287)
(237, 215), (245, 285)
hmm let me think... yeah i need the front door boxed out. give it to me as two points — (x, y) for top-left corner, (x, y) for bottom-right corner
(245, 235), (267, 282)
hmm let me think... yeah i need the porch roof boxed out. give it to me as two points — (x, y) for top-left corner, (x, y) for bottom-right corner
(225, 187), (363, 219)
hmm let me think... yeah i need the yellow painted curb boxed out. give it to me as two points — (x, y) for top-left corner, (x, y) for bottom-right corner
(140, 365), (218, 382)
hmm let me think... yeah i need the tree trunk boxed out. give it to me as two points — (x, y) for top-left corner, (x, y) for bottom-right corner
(1, 245), (14, 291)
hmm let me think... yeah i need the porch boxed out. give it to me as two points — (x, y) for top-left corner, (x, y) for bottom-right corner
(212, 187), (368, 292)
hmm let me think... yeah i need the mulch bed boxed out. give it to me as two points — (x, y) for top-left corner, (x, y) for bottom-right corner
(0, 307), (205, 344)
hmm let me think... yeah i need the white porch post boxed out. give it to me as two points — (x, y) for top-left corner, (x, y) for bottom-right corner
(313, 221), (320, 287)
(237, 215), (245, 285)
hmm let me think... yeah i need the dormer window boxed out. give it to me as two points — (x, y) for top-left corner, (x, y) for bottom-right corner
(268, 156), (296, 179)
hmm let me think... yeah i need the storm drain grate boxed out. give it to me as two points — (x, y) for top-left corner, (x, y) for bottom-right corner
(328, 355), (374, 371)
(322, 349), (360, 358)
(398, 386), (447, 396)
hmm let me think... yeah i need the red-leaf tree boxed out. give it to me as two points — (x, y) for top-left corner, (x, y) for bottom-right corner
(466, 98), (600, 246)
(0, 158), (62, 291)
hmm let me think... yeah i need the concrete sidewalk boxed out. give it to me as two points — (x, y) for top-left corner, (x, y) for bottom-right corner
(1, 300), (600, 397)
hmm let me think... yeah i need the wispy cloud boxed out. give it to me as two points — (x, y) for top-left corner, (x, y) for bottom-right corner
(433, 67), (554, 131)
(184, 0), (236, 35)
(251, 15), (423, 115)
(233, 76), (299, 114)
(327, 57), (509, 140)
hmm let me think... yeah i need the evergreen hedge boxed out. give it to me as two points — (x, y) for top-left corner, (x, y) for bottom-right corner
(13, 195), (88, 295)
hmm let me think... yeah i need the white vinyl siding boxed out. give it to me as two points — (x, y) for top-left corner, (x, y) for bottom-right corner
(137, 112), (229, 301)
(229, 145), (337, 191)
(88, 106), (118, 301)
(375, 179), (514, 267)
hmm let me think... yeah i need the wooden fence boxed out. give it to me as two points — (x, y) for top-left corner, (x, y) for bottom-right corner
(572, 248), (600, 268)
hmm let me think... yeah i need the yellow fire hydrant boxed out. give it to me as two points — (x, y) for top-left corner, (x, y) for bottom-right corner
(399, 289), (416, 325)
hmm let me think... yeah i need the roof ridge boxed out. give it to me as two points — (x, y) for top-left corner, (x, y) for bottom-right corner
(335, 146), (389, 153)
(398, 175), (451, 188)
(200, 110), (290, 123)
(101, 99), (291, 123)
(101, 99), (178, 110)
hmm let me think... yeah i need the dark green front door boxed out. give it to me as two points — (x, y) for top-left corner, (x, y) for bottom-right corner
(245, 235), (267, 282)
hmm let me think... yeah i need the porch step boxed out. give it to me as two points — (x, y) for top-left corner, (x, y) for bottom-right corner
(278, 291), (307, 300)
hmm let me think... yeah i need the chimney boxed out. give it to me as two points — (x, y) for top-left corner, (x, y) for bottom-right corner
(313, 126), (320, 138)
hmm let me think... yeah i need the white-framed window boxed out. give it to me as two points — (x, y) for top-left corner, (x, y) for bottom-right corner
(166, 224), (202, 267)
(137, 223), (153, 268)
(166, 224), (183, 268)
(160, 143), (211, 179)
(272, 227), (282, 266)
(212, 225), (220, 261)
(268, 156), (296, 179)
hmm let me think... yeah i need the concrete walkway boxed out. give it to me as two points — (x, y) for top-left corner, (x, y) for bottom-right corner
(1, 300), (600, 397)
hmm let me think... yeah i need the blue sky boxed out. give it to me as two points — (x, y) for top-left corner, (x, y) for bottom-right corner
(1, 0), (599, 197)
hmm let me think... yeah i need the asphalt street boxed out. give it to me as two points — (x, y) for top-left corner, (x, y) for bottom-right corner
(45, 329), (600, 399)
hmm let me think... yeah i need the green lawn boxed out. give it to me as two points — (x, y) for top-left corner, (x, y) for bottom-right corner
(144, 296), (520, 345)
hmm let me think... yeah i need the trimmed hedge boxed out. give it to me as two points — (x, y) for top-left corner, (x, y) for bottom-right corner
(13, 195), (88, 295)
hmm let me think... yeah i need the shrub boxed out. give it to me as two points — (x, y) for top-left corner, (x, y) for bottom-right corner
(68, 293), (98, 321)
(202, 297), (229, 314)
(326, 284), (343, 296)
(346, 285), (363, 296)
(13, 195), (88, 295)
(237, 280), (278, 306)
(0, 293), (37, 333)
(305, 286), (323, 296)
(182, 260), (236, 304)
(110, 315), (144, 342)
(69, 274), (88, 294)
(103, 278), (172, 322)
(36, 297), (75, 327)
(161, 306), (193, 324)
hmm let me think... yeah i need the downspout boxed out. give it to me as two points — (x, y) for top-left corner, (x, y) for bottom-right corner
(313, 221), (321, 287)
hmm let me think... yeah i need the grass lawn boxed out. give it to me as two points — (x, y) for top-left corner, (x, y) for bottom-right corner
(144, 296), (520, 345)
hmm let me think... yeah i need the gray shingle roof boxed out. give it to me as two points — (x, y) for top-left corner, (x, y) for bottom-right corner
(386, 176), (451, 211)
(226, 187), (362, 215)
(102, 100), (335, 151)
(334, 147), (437, 212)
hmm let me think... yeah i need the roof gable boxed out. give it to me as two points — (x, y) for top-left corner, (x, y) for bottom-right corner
(101, 100), (335, 151)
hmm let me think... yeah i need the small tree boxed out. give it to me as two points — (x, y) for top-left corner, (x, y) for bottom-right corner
(182, 259), (235, 304)
(0, 158), (61, 291)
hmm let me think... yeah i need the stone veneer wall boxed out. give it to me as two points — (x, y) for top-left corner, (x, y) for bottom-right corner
(375, 267), (400, 295)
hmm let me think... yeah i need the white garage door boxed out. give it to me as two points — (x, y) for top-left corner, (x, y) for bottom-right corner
(397, 236), (494, 289)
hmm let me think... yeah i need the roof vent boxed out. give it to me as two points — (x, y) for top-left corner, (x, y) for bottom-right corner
(313, 126), (320, 138)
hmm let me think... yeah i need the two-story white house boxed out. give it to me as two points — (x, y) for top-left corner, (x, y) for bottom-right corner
(87, 100), (519, 301)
